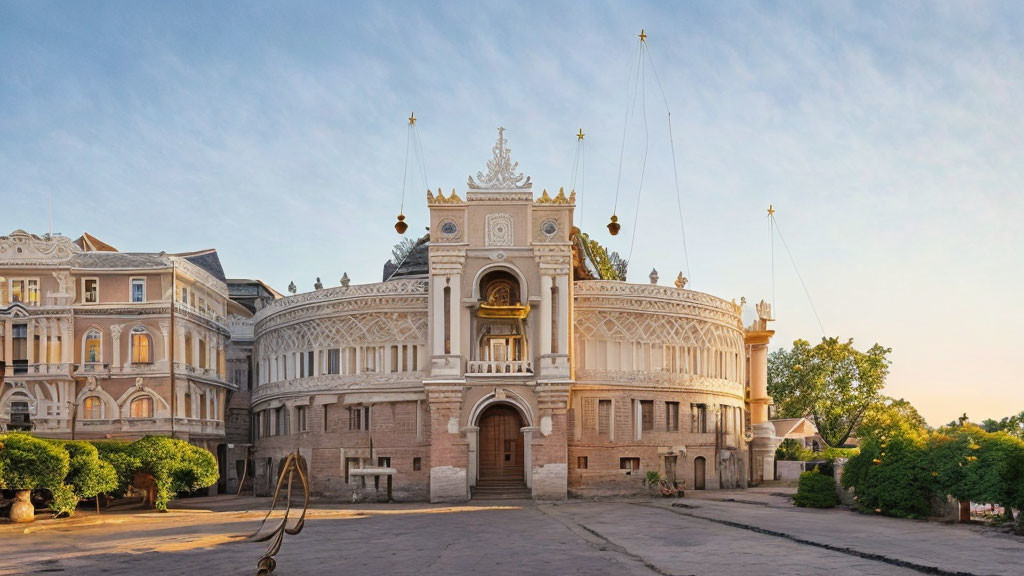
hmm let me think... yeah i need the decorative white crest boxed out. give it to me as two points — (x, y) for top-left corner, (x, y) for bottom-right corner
(485, 213), (514, 247)
(467, 127), (532, 190)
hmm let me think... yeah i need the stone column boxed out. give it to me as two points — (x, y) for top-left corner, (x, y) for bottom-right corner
(539, 275), (553, 356)
(449, 273), (462, 358)
(159, 321), (170, 366)
(426, 385), (468, 503)
(432, 276), (446, 356)
(38, 321), (48, 368)
(3, 320), (11, 376)
(533, 384), (570, 500)
(175, 327), (185, 364)
(110, 324), (123, 369)
(62, 320), (73, 363)
(26, 320), (35, 364)
(556, 274), (569, 356)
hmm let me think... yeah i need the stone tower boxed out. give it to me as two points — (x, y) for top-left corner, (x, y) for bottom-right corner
(424, 128), (574, 501)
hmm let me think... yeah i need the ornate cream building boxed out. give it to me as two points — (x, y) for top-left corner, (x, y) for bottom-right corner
(0, 231), (237, 484)
(244, 130), (798, 502)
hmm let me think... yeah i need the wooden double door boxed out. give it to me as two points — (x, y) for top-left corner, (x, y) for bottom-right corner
(478, 405), (525, 481)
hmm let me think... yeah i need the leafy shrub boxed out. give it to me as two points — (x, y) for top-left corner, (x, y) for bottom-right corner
(794, 468), (839, 508)
(63, 441), (118, 499)
(92, 441), (140, 497)
(49, 484), (81, 517)
(0, 432), (69, 492)
(842, 434), (933, 518)
(130, 436), (218, 510)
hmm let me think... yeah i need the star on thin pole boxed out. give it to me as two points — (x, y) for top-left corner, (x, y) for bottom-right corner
(638, 28), (647, 42)
(767, 204), (775, 217)
(577, 128), (585, 141)
(408, 112), (416, 125)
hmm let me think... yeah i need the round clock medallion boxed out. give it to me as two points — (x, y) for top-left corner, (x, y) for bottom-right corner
(541, 219), (558, 237)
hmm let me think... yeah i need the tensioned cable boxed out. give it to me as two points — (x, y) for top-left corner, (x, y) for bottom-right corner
(771, 213), (826, 337)
(612, 39), (643, 215)
(400, 122), (412, 214)
(644, 40), (691, 282)
(413, 123), (429, 191)
(769, 207), (776, 314)
(627, 41), (650, 263)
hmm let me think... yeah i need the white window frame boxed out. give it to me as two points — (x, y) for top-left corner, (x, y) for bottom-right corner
(82, 328), (103, 364)
(130, 277), (146, 303)
(81, 395), (105, 420)
(81, 277), (100, 304)
(129, 326), (153, 365)
(7, 277), (41, 307)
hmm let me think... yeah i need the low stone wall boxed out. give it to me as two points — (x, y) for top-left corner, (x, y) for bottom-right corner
(777, 460), (806, 482)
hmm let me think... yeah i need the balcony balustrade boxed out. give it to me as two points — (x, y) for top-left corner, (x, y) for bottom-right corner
(467, 360), (533, 375)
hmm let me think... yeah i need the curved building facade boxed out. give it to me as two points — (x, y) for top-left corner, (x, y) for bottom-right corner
(245, 130), (781, 502)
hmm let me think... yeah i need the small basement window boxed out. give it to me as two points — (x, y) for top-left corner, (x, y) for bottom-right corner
(577, 456), (588, 470)
(619, 457), (640, 474)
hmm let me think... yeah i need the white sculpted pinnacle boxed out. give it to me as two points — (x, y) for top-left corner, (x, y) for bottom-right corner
(467, 127), (533, 190)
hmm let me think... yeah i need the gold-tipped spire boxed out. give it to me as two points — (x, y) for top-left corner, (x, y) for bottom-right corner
(577, 128), (585, 141)
(638, 28), (647, 42)
(408, 112), (416, 125)
(767, 204), (775, 217)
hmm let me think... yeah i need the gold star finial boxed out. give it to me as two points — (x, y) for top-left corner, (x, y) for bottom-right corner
(639, 28), (647, 42)
(408, 112), (416, 125)
(767, 204), (775, 217)
(577, 128), (585, 141)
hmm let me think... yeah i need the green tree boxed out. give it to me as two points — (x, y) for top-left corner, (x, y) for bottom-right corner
(0, 432), (69, 492)
(769, 337), (892, 447)
(857, 397), (929, 442)
(842, 433), (933, 518)
(130, 436), (218, 510)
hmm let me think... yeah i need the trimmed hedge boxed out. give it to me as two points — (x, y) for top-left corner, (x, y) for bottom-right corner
(0, 432), (69, 492)
(794, 468), (839, 508)
(130, 436), (219, 510)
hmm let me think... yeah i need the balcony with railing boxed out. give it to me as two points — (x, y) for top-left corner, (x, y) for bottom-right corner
(467, 359), (533, 375)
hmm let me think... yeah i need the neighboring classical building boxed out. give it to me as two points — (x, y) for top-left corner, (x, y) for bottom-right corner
(245, 130), (807, 502)
(0, 231), (236, 470)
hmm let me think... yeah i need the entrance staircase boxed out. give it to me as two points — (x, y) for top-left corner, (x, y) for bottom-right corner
(471, 477), (532, 500)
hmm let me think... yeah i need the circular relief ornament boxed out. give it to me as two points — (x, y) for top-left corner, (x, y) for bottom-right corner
(439, 219), (459, 238)
(541, 219), (558, 238)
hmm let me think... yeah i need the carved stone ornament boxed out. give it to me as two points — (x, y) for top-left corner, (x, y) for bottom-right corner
(86, 376), (99, 391)
(485, 213), (513, 247)
(467, 127), (532, 190)
(0, 230), (80, 265)
(675, 272), (688, 289)
(340, 273), (350, 287)
(135, 377), (144, 389)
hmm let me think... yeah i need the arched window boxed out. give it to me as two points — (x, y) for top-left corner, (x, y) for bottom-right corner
(130, 396), (153, 418)
(184, 392), (193, 418)
(84, 329), (102, 363)
(82, 396), (103, 420)
(131, 326), (152, 364)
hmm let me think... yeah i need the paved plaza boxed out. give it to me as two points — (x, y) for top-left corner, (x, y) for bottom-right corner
(1, 490), (1021, 576)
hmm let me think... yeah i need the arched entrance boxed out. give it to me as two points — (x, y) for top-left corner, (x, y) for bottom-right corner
(478, 404), (525, 482)
(694, 456), (707, 490)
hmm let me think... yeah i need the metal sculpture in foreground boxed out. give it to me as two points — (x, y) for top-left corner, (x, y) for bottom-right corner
(247, 452), (309, 575)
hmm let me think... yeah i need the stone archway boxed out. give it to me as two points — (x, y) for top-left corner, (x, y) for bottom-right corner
(694, 456), (707, 490)
(477, 404), (525, 482)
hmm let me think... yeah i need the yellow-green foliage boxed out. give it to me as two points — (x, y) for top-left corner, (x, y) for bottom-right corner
(0, 432), (69, 491)
(794, 468), (839, 508)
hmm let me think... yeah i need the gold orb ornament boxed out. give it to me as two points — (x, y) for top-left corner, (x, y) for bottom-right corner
(395, 213), (408, 234)
(607, 214), (620, 236)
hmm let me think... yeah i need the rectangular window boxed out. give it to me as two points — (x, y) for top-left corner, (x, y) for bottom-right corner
(413, 457), (422, 471)
(619, 457), (640, 472)
(83, 278), (99, 303)
(666, 402), (680, 432)
(131, 333), (151, 364)
(180, 286), (189, 304)
(297, 406), (308, 432)
(131, 278), (146, 302)
(577, 456), (588, 470)
(12, 324), (28, 374)
(364, 406), (371, 430)
(693, 403), (708, 434)
(27, 279), (39, 306)
(10, 279), (25, 304)
(598, 399), (611, 436)
(640, 400), (654, 431)
(306, 351), (314, 377)
(349, 406), (362, 431)
(327, 348), (341, 374)
(324, 405), (329, 432)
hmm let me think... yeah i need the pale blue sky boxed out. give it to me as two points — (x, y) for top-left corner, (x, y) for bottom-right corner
(2, 1), (1022, 426)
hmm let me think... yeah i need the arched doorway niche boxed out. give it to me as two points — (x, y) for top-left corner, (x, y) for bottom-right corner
(466, 391), (536, 489)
